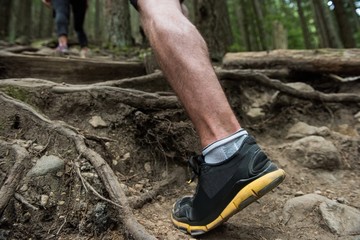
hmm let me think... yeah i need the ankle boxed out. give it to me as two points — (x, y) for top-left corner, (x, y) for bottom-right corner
(202, 129), (248, 164)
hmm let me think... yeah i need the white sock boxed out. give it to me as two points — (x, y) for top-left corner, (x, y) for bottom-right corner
(202, 129), (248, 164)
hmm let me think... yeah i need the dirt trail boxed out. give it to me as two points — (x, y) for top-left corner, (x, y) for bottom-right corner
(0, 47), (360, 240)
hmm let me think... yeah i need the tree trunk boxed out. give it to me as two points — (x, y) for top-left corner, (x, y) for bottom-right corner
(105, 0), (132, 48)
(234, 2), (248, 51)
(272, 21), (287, 49)
(251, 0), (267, 51)
(239, 0), (253, 51)
(333, 0), (356, 48)
(348, 0), (360, 34)
(311, 0), (329, 47)
(0, 0), (12, 40)
(312, 0), (342, 48)
(296, 0), (313, 49)
(195, 0), (233, 61)
(19, 0), (32, 43)
(94, 0), (101, 43)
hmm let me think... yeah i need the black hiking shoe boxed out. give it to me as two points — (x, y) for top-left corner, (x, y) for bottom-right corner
(171, 135), (285, 236)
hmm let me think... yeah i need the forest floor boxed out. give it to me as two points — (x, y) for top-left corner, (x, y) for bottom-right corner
(0, 42), (360, 240)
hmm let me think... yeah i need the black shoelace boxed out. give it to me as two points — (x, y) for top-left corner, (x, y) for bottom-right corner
(187, 155), (201, 183)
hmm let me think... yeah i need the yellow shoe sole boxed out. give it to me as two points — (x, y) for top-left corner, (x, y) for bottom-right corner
(171, 169), (286, 236)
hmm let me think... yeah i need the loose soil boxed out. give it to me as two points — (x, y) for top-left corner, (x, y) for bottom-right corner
(0, 46), (359, 240)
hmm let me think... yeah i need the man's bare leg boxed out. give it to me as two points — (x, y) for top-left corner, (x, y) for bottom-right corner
(137, 0), (240, 148)
(135, 0), (285, 236)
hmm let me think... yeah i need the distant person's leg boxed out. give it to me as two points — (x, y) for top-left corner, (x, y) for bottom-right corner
(70, 0), (89, 57)
(52, 0), (70, 52)
(131, 0), (285, 236)
(71, 0), (88, 48)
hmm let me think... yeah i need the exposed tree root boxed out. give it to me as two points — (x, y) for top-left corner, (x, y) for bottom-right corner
(1, 68), (358, 104)
(0, 77), (179, 110)
(128, 168), (183, 209)
(0, 92), (157, 240)
(0, 140), (30, 215)
(14, 193), (39, 211)
(216, 69), (360, 103)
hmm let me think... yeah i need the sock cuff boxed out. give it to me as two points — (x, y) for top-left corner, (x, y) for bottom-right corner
(202, 129), (248, 156)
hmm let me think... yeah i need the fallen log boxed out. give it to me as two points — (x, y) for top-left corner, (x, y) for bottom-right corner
(223, 49), (360, 76)
(0, 51), (146, 84)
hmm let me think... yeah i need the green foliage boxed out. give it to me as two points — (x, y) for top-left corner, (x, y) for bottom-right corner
(2, 86), (29, 102)
(2, 0), (360, 52)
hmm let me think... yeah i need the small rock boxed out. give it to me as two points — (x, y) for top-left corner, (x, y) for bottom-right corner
(355, 111), (360, 119)
(283, 194), (329, 225)
(89, 116), (108, 128)
(336, 197), (348, 204)
(246, 107), (265, 119)
(33, 144), (44, 151)
(295, 191), (305, 197)
(161, 171), (168, 178)
(40, 195), (49, 206)
(326, 189), (335, 194)
(284, 136), (341, 170)
(144, 162), (152, 173)
(134, 184), (144, 191)
(120, 152), (131, 161)
(19, 184), (28, 192)
(27, 155), (65, 177)
(56, 171), (63, 177)
(58, 201), (65, 206)
(23, 212), (31, 222)
(314, 190), (322, 195)
(128, 186), (137, 194)
(320, 201), (360, 235)
(82, 172), (96, 178)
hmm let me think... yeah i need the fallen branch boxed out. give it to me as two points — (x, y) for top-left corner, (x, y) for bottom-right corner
(129, 168), (182, 209)
(14, 193), (39, 211)
(0, 140), (30, 215)
(0, 92), (157, 240)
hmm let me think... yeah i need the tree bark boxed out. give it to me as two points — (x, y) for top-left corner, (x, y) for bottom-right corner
(19, 0), (32, 43)
(272, 21), (287, 49)
(251, 0), (267, 50)
(296, 0), (313, 49)
(0, 0), (12, 39)
(195, 0), (233, 60)
(105, 0), (132, 48)
(223, 49), (360, 76)
(332, 0), (356, 48)
(312, 0), (342, 48)
(0, 52), (146, 83)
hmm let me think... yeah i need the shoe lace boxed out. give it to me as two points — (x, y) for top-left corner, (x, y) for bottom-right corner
(187, 155), (201, 184)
